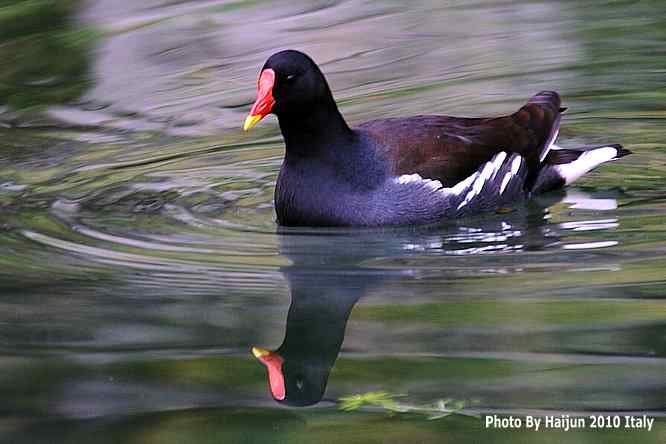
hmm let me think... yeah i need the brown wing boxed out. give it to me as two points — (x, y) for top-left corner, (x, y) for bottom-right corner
(357, 91), (562, 187)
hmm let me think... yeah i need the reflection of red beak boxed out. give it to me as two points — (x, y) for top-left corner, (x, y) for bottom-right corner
(251, 346), (285, 400)
(243, 69), (276, 131)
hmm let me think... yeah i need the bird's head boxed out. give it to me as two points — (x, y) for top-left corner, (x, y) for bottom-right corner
(243, 50), (332, 130)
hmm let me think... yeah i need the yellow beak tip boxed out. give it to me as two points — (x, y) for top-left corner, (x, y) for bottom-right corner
(243, 114), (262, 131)
(251, 346), (270, 358)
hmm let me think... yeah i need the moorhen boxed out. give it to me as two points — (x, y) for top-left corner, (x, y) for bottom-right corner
(244, 50), (630, 227)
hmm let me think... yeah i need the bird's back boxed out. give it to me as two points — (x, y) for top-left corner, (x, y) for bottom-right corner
(357, 91), (562, 187)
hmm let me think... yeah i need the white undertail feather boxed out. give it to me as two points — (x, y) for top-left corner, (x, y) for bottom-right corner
(554, 146), (619, 185)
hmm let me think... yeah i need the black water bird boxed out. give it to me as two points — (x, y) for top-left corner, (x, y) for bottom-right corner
(244, 50), (630, 227)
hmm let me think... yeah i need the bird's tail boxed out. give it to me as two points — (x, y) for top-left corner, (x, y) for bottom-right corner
(532, 144), (631, 194)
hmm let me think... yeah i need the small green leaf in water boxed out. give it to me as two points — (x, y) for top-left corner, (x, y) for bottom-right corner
(338, 392), (479, 420)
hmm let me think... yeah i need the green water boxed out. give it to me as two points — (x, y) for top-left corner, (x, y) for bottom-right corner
(1, 0), (665, 442)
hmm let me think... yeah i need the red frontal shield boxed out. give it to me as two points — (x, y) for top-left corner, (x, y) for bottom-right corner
(244, 69), (276, 130)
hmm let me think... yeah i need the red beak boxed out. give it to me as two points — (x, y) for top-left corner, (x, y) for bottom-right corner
(243, 69), (276, 131)
(251, 346), (285, 400)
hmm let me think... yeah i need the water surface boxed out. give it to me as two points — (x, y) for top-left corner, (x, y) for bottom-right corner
(1, 0), (665, 442)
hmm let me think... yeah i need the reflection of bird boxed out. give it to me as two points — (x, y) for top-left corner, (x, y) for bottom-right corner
(251, 226), (395, 406)
(244, 50), (630, 227)
(252, 283), (362, 406)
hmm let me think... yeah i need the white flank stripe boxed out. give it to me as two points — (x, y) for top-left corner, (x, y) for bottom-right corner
(394, 151), (522, 211)
(456, 152), (508, 210)
(394, 173), (443, 191)
(499, 172), (512, 194)
(395, 173), (423, 184)
(490, 152), (507, 179)
(498, 156), (522, 195)
(554, 146), (618, 185)
(450, 171), (478, 195)
(424, 179), (444, 191)
(511, 156), (522, 175)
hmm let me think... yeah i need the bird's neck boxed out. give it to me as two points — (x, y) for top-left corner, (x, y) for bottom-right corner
(278, 287), (360, 363)
(277, 102), (354, 159)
